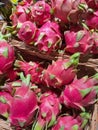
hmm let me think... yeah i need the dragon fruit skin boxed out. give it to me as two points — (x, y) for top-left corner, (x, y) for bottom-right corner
(31, 1), (51, 26)
(0, 41), (15, 74)
(9, 84), (38, 128)
(34, 91), (61, 130)
(90, 31), (98, 54)
(0, 91), (12, 118)
(85, 0), (98, 9)
(51, 0), (84, 23)
(35, 21), (62, 53)
(15, 60), (43, 84)
(43, 53), (80, 88)
(64, 28), (92, 54)
(86, 11), (98, 29)
(6, 68), (18, 82)
(23, 0), (33, 4)
(18, 21), (37, 44)
(52, 115), (82, 130)
(10, 2), (30, 26)
(60, 74), (98, 110)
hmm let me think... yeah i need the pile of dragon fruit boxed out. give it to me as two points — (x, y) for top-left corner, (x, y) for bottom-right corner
(0, 0), (98, 129)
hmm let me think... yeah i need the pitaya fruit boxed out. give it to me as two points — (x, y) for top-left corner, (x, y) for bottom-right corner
(18, 21), (37, 44)
(51, 0), (86, 24)
(86, 10), (98, 29)
(14, 60), (43, 84)
(9, 75), (38, 128)
(0, 40), (15, 75)
(60, 74), (98, 111)
(43, 53), (80, 88)
(52, 115), (82, 130)
(35, 21), (62, 53)
(64, 28), (92, 54)
(10, 1), (30, 26)
(31, 0), (51, 26)
(34, 91), (61, 130)
(0, 91), (12, 118)
(52, 111), (90, 130)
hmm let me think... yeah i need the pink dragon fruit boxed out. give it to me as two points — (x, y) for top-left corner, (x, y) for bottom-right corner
(52, 115), (82, 130)
(43, 53), (80, 88)
(64, 28), (92, 54)
(31, 0), (51, 26)
(1, 73), (30, 94)
(9, 76), (38, 128)
(0, 40), (15, 74)
(34, 91), (61, 130)
(14, 60), (43, 84)
(18, 21), (37, 44)
(51, 0), (86, 24)
(60, 74), (98, 110)
(35, 21), (62, 53)
(0, 91), (12, 118)
(86, 10), (98, 29)
(10, 1), (30, 26)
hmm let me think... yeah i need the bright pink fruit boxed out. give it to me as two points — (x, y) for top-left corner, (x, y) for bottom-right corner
(34, 91), (61, 129)
(52, 115), (82, 130)
(60, 74), (98, 110)
(10, 2), (30, 26)
(9, 84), (38, 127)
(31, 1), (51, 26)
(15, 60), (43, 84)
(0, 41), (15, 74)
(64, 28), (92, 54)
(51, 0), (84, 23)
(35, 21), (62, 53)
(43, 53), (80, 88)
(18, 21), (37, 44)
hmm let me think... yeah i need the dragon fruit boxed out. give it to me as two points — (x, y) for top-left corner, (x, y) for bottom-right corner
(14, 60), (43, 84)
(86, 10), (98, 29)
(52, 115), (82, 130)
(60, 74), (98, 111)
(43, 53), (80, 88)
(0, 40), (15, 75)
(10, 1), (30, 26)
(34, 91), (61, 130)
(51, 0), (86, 24)
(35, 21), (62, 53)
(9, 75), (38, 128)
(18, 21), (37, 44)
(64, 28), (92, 54)
(0, 91), (12, 118)
(31, 0), (51, 26)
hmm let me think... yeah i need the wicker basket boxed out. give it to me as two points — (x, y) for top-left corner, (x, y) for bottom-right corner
(10, 39), (98, 76)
